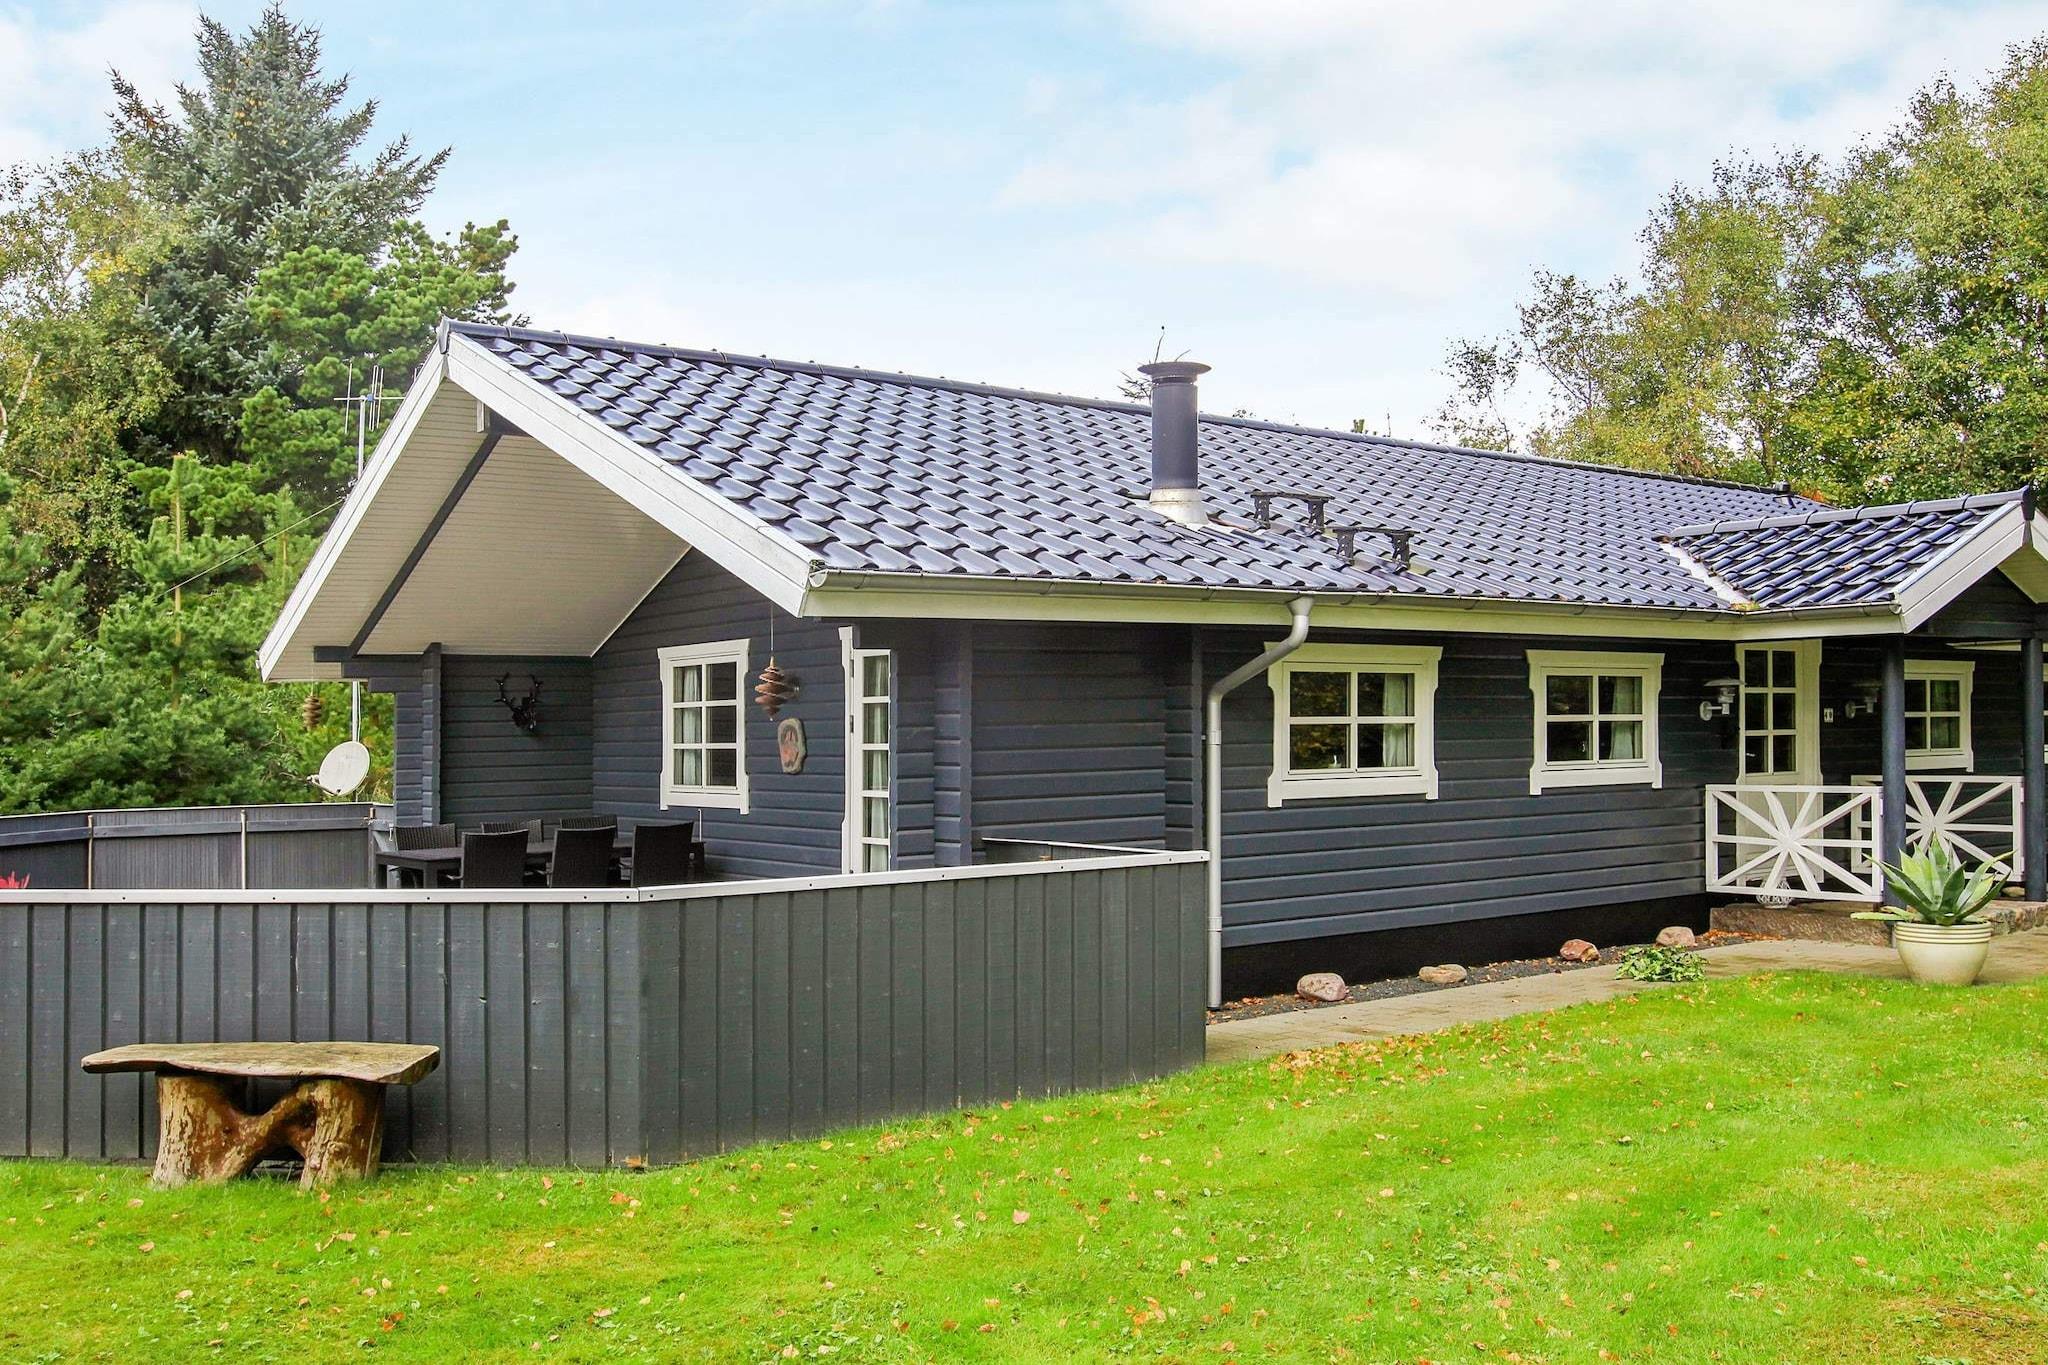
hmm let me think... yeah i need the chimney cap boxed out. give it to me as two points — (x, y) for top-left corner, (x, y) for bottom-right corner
(1137, 359), (1210, 384)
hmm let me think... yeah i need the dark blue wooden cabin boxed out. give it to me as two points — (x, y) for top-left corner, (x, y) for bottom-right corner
(267, 322), (2048, 1001)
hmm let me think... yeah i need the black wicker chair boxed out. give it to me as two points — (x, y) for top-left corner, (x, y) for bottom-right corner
(458, 830), (530, 889)
(480, 819), (541, 838)
(393, 822), (458, 850)
(549, 825), (616, 888)
(630, 820), (696, 888)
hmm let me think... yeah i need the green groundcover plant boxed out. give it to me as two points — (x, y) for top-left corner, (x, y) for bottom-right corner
(1614, 943), (1706, 982)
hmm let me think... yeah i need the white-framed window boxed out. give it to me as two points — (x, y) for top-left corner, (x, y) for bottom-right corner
(658, 639), (749, 811)
(1266, 644), (1441, 805)
(1527, 650), (1664, 794)
(1905, 659), (1973, 771)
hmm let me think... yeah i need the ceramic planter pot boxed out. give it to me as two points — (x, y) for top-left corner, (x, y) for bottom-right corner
(1891, 920), (1993, 986)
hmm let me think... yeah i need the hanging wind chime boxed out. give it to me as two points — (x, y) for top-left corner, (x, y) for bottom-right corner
(756, 610), (806, 772)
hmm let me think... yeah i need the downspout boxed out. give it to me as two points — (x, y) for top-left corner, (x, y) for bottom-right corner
(1205, 595), (1314, 1007)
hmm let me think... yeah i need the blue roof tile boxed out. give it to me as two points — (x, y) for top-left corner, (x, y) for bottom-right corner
(451, 323), (2019, 614)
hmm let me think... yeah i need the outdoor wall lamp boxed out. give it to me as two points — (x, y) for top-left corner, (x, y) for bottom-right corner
(1699, 677), (1741, 722)
(1840, 679), (1882, 720)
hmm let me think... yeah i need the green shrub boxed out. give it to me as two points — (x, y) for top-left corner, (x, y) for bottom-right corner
(1615, 943), (1705, 982)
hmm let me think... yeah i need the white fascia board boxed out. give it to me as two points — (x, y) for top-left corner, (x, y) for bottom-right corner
(1896, 502), (2029, 632)
(1994, 512), (2048, 602)
(445, 337), (816, 616)
(798, 579), (1909, 641)
(259, 350), (450, 681)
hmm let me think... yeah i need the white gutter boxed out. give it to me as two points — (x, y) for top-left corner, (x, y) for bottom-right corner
(1204, 595), (1314, 1007)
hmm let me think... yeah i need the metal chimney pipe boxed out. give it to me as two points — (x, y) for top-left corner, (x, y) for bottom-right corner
(1138, 359), (1210, 526)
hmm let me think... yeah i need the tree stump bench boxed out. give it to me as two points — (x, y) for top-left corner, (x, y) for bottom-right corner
(80, 1042), (440, 1188)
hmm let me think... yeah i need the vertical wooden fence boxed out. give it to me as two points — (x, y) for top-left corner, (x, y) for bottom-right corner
(0, 851), (1206, 1166)
(0, 803), (388, 892)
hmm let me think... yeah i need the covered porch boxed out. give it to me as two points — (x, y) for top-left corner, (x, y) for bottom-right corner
(1704, 617), (2048, 908)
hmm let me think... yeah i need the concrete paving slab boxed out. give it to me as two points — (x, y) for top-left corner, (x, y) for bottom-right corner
(1203, 928), (2048, 1066)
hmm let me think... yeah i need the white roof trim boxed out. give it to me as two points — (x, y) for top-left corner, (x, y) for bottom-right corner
(443, 335), (817, 615)
(1658, 541), (1755, 609)
(1896, 500), (2032, 632)
(259, 349), (451, 680)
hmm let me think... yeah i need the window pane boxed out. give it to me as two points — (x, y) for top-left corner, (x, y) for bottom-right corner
(1904, 678), (1928, 711)
(1742, 735), (1767, 773)
(671, 746), (689, 785)
(1770, 650), (1795, 686)
(679, 748), (704, 786)
(1744, 691), (1769, 730)
(1905, 717), (1928, 750)
(863, 701), (889, 745)
(864, 749), (889, 791)
(863, 843), (889, 872)
(863, 654), (889, 698)
(677, 664), (703, 703)
(1289, 670), (1348, 718)
(1357, 671), (1413, 718)
(1546, 674), (1590, 716)
(1547, 721), (1592, 764)
(1600, 674), (1642, 715)
(708, 748), (738, 788)
(864, 797), (889, 839)
(676, 707), (704, 743)
(708, 704), (737, 743)
(1928, 716), (1961, 750)
(1928, 679), (1960, 713)
(1744, 650), (1768, 687)
(707, 661), (738, 701)
(1359, 722), (1414, 768)
(1770, 692), (1796, 730)
(1600, 720), (1643, 762)
(1289, 723), (1348, 771)
(1771, 734), (1796, 773)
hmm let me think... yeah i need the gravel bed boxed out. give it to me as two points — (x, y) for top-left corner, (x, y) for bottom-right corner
(1207, 930), (1771, 1025)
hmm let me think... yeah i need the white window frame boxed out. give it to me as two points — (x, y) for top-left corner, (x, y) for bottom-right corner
(1904, 658), (1974, 772)
(842, 628), (894, 874)
(1266, 643), (1441, 805)
(1736, 641), (1821, 785)
(657, 638), (750, 812)
(1526, 650), (1664, 794)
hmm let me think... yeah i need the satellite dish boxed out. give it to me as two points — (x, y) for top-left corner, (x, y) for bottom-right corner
(311, 741), (372, 797)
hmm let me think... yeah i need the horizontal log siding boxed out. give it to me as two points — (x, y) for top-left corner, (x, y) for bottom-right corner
(969, 624), (1174, 849)
(439, 655), (594, 827)
(0, 857), (1204, 1165)
(593, 554), (847, 878)
(1206, 629), (1740, 946)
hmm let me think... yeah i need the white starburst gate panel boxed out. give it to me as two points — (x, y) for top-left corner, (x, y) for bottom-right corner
(1849, 775), (2025, 878)
(1705, 785), (1883, 902)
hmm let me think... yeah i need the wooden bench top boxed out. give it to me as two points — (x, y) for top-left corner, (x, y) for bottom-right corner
(81, 1042), (440, 1086)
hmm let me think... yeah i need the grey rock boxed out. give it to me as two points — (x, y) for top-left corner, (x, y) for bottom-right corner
(1418, 964), (1468, 985)
(1295, 972), (1348, 1003)
(1655, 926), (1697, 948)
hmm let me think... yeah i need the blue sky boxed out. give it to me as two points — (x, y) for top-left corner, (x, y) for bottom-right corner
(5, 0), (2048, 432)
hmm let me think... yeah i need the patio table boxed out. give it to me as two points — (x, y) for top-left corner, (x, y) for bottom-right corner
(374, 833), (703, 885)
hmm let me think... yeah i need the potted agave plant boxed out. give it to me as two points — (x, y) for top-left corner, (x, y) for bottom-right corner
(1852, 839), (2004, 985)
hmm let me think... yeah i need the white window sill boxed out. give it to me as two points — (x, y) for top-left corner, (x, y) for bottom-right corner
(660, 787), (748, 813)
(1528, 762), (1663, 795)
(1267, 770), (1438, 806)
(1905, 751), (1972, 773)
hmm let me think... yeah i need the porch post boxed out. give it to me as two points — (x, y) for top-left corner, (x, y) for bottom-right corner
(1879, 635), (1908, 905)
(2024, 634), (2045, 901)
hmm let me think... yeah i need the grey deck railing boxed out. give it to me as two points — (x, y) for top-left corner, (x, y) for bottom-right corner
(0, 803), (389, 892)
(0, 849), (1207, 1167)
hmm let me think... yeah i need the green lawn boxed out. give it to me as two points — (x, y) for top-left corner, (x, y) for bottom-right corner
(5, 973), (2046, 1363)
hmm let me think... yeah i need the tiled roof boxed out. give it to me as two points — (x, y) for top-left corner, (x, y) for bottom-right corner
(1663, 494), (2026, 610)
(447, 322), (2005, 614)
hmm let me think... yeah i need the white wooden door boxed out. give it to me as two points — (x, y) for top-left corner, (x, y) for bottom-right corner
(842, 632), (893, 874)
(1736, 641), (1821, 785)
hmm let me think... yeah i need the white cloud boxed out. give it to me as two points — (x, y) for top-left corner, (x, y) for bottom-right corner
(0, 1), (197, 168)
(1005, 0), (2047, 303)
